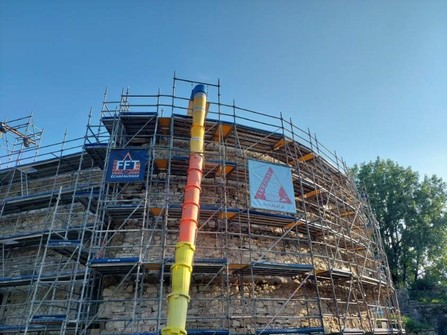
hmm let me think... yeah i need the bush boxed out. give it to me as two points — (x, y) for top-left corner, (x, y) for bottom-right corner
(409, 288), (447, 304)
(402, 316), (432, 332)
(412, 277), (437, 291)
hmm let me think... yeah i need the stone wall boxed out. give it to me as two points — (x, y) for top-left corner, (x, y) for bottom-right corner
(1, 203), (95, 237)
(0, 169), (102, 199)
(398, 289), (447, 335)
(0, 284), (82, 326)
(97, 278), (325, 334)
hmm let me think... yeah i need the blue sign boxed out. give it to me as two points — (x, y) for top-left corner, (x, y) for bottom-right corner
(106, 149), (147, 182)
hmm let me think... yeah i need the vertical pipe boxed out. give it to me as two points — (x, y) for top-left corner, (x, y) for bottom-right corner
(162, 85), (207, 335)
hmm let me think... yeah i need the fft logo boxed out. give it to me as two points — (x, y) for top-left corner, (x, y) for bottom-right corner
(106, 149), (147, 182)
(112, 152), (141, 175)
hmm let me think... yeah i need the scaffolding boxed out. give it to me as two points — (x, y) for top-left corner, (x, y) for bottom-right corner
(0, 114), (44, 169)
(0, 77), (404, 335)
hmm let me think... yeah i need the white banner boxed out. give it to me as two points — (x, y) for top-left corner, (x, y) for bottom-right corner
(248, 160), (296, 214)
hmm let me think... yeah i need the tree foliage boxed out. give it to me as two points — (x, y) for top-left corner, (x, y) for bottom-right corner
(351, 158), (447, 288)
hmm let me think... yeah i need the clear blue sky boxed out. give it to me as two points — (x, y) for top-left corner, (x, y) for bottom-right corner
(1, 1), (446, 180)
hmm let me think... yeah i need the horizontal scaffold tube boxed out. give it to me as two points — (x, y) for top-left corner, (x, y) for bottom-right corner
(162, 85), (207, 335)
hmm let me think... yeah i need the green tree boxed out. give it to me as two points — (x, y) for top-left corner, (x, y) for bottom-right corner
(409, 175), (447, 284)
(351, 158), (447, 288)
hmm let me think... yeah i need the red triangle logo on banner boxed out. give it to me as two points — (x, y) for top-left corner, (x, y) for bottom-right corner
(254, 167), (292, 204)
